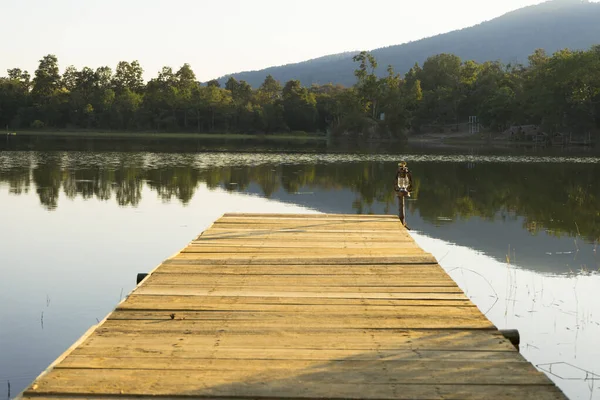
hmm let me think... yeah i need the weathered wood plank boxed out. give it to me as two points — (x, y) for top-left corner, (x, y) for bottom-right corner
(181, 247), (423, 254)
(153, 264), (445, 275)
(203, 227), (412, 233)
(55, 358), (546, 382)
(223, 213), (400, 219)
(24, 369), (559, 398)
(134, 289), (462, 300)
(71, 346), (519, 361)
(222, 213), (399, 218)
(82, 328), (518, 351)
(22, 389), (566, 400)
(187, 242), (421, 249)
(137, 282), (461, 290)
(105, 311), (492, 329)
(142, 274), (456, 287)
(218, 219), (406, 225)
(118, 296), (472, 312)
(164, 255), (438, 264)
(197, 233), (413, 241)
(100, 315), (495, 330)
(20, 386), (567, 400)
(193, 238), (416, 245)
(208, 225), (411, 231)
(125, 292), (474, 306)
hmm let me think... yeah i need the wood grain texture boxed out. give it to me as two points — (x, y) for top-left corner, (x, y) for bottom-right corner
(19, 213), (565, 399)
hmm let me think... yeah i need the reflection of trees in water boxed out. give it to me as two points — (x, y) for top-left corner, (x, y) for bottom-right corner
(1, 157), (599, 241)
(31, 156), (62, 210)
(413, 162), (600, 241)
(0, 167), (31, 195)
(146, 167), (201, 205)
(57, 168), (115, 202)
(114, 167), (143, 207)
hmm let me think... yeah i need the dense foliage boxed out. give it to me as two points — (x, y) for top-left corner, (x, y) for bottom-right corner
(1, 46), (599, 138)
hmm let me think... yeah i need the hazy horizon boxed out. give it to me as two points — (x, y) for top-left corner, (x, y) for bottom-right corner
(1, 0), (594, 82)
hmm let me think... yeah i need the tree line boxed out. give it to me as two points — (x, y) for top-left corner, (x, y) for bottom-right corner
(1, 46), (599, 137)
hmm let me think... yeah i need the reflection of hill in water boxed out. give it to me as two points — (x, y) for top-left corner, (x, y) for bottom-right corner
(1, 151), (599, 273)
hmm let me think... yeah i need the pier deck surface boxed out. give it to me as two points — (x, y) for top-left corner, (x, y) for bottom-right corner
(20, 213), (565, 399)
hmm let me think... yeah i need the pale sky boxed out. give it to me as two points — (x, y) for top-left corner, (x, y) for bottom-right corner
(1, 0), (556, 81)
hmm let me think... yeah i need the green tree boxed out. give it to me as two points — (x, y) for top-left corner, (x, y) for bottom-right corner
(112, 61), (144, 93)
(32, 55), (61, 101)
(282, 80), (317, 132)
(175, 63), (198, 129)
(352, 51), (380, 119)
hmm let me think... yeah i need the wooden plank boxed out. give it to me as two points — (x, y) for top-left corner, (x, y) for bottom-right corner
(203, 228), (413, 233)
(110, 306), (485, 319)
(55, 357), (547, 381)
(222, 213), (400, 219)
(142, 274), (456, 287)
(132, 288), (464, 300)
(137, 288), (461, 299)
(125, 292), (474, 306)
(165, 255), (438, 264)
(119, 295), (472, 311)
(22, 392), (565, 400)
(69, 346), (522, 361)
(20, 386), (567, 400)
(131, 284), (464, 295)
(138, 282), (461, 290)
(81, 328), (519, 351)
(197, 233), (413, 241)
(181, 247), (423, 254)
(24, 369), (559, 398)
(194, 237), (416, 244)
(187, 242), (421, 249)
(105, 311), (493, 330)
(218, 218), (405, 224)
(100, 316), (495, 330)
(153, 264), (445, 275)
(68, 343), (521, 360)
(209, 225), (410, 231)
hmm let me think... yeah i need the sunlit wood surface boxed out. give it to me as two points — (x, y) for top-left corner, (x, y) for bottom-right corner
(20, 213), (565, 399)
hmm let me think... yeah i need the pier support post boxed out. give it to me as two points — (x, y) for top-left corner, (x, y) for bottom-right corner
(398, 193), (407, 227)
(500, 329), (520, 350)
(395, 161), (412, 228)
(136, 273), (149, 285)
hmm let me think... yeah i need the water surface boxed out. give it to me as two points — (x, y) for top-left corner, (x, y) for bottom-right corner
(1, 148), (599, 399)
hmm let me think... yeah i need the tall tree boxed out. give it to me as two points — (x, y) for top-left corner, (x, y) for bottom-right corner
(352, 51), (380, 119)
(31, 55), (61, 101)
(112, 61), (144, 93)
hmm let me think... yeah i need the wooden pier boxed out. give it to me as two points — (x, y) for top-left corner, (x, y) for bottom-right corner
(20, 213), (565, 399)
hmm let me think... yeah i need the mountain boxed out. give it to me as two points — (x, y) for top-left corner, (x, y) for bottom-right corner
(216, 0), (600, 87)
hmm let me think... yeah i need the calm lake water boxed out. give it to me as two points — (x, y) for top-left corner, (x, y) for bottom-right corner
(1, 142), (599, 399)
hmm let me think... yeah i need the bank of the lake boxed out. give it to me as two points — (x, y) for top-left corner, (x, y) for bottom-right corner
(9, 130), (599, 152)
(6, 130), (327, 141)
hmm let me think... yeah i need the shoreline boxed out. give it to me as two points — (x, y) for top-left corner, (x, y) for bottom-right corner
(4, 130), (327, 142)
(4, 130), (596, 153)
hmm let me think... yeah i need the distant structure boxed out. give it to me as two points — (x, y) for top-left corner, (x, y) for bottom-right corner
(468, 116), (480, 134)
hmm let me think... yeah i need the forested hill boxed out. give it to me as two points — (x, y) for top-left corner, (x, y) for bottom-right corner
(216, 0), (600, 87)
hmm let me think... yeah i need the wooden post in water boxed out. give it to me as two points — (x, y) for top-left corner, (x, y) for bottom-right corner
(398, 192), (407, 226)
(395, 161), (412, 227)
